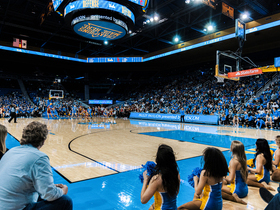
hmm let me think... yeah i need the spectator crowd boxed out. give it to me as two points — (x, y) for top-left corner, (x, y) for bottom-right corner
(0, 71), (279, 130)
(116, 71), (280, 129)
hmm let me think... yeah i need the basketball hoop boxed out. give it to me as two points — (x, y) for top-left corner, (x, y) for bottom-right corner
(215, 76), (224, 83)
(49, 89), (64, 99)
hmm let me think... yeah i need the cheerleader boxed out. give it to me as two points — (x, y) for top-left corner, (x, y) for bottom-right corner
(222, 141), (248, 204)
(232, 114), (239, 127)
(103, 109), (109, 118)
(178, 148), (228, 210)
(247, 139), (274, 191)
(272, 135), (280, 181)
(141, 144), (180, 210)
(265, 113), (273, 129)
(109, 108), (113, 118)
(87, 107), (92, 119)
(0, 107), (3, 118)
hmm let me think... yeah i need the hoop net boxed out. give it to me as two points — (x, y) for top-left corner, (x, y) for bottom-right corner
(215, 76), (224, 83)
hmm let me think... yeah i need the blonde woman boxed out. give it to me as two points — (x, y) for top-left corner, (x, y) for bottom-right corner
(0, 124), (8, 159)
(222, 141), (248, 204)
(272, 135), (280, 181)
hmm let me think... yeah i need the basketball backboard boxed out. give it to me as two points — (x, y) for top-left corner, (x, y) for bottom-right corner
(215, 50), (240, 81)
(49, 89), (64, 99)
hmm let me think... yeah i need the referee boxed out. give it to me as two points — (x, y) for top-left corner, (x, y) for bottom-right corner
(8, 104), (17, 123)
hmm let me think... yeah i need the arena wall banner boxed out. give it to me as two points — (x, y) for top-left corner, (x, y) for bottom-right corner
(129, 112), (219, 125)
(129, 120), (218, 133)
(227, 68), (262, 78)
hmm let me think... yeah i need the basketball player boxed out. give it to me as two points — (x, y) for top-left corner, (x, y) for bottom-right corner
(71, 105), (78, 118)
(47, 104), (53, 120)
(87, 106), (92, 120)
(78, 106), (83, 118)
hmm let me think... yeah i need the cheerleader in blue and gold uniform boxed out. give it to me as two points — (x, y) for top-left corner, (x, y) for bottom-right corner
(222, 141), (248, 205)
(247, 138), (274, 191)
(153, 191), (177, 210)
(178, 147), (228, 210)
(141, 144), (180, 210)
(272, 135), (280, 181)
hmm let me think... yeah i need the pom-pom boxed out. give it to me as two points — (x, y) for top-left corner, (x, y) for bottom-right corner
(247, 158), (255, 168)
(139, 161), (156, 183)
(271, 148), (277, 153)
(188, 167), (202, 188)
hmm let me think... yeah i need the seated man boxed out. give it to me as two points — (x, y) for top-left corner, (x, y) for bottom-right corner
(260, 187), (280, 210)
(0, 121), (72, 210)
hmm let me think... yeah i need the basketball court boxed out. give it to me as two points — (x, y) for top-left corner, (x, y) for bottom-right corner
(3, 117), (279, 209)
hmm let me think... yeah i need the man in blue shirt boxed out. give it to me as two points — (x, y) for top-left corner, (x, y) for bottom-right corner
(0, 121), (72, 210)
(180, 108), (185, 122)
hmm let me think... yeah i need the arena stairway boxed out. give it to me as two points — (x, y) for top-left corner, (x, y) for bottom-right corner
(17, 79), (34, 105)
(237, 73), (278, 108)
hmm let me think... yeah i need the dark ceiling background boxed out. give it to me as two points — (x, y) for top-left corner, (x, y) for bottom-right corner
(0, 0), (280, 78)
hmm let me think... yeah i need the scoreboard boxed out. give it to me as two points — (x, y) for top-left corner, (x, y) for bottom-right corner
(235, 19), (246, 41)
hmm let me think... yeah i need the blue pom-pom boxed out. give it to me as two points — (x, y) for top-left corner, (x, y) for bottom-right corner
(271, 148), (277, 153)
(139, 161), (156, 183)
(188, 167), (202, 188)
(139, 174), (144, 183)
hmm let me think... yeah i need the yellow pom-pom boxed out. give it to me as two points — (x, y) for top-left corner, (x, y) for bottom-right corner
(247, 158), (254, 168)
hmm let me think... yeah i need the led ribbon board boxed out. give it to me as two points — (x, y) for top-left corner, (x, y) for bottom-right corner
(64, 0), (135, 23)
(87, 57), (143, 63)
(128, 0), (145, 6)
(142, 0), (149, 12)
(0, 45), (87, 62)
(52, 0), (64, 11)
(65, 0), (135, 40)
(88, 100), (113, 104)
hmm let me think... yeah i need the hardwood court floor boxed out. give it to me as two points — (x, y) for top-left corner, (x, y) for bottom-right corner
(2, 117), (279, 209)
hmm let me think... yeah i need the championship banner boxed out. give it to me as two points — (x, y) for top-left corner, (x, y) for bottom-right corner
(222, 2), (234, 19)
(228, 68), (262, 78)
(275, 57), (280, 68)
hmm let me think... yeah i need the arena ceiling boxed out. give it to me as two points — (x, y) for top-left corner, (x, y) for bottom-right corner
(0, 0), (280, 60)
